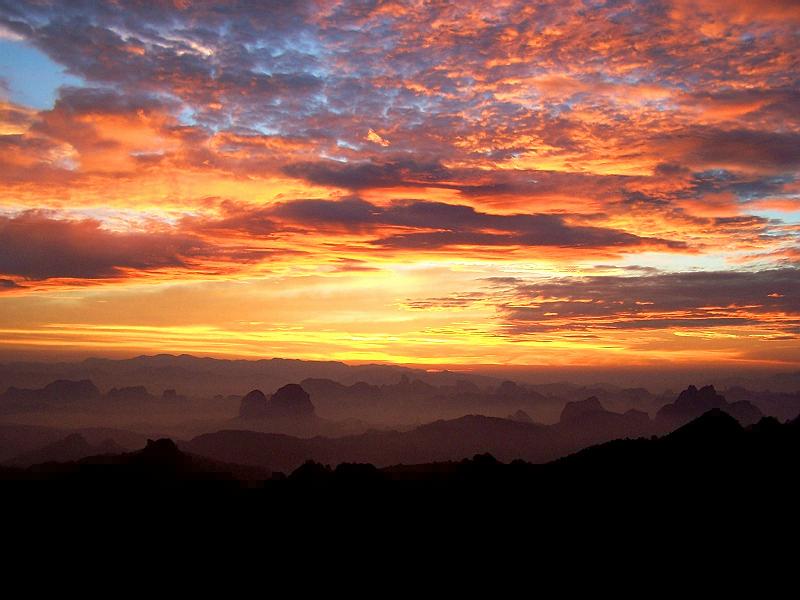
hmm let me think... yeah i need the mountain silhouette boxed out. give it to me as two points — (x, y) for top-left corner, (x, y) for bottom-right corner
(1, 438), (271, 486)
(2, 408), (800, 496)
(8, 433), (124, 467)
(183, 409), (656, 474)
(239, 389), (269, 418)
(656, 385), (762, 428)
(723, 386), (800, 422)
(106, 386), (155, 403)
(0, 354), (491, 400)
(1, 380), (101, 412)
(559, 396), (605, 422)
(509, 409), (534, 423)
(0, 423), (147, 463)
(552, 396), (655, 448)
(664, 407), (743, 444)
(238, 384), (315, 420)
(270, 383), (315, 417)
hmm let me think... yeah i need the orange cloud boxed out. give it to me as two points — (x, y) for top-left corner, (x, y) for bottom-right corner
(0, 0), (797, 366)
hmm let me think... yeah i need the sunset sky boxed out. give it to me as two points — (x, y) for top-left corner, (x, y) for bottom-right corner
(0, 0), (799, 368)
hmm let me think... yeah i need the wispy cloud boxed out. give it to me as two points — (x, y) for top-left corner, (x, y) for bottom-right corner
(0, 0), (798, 364)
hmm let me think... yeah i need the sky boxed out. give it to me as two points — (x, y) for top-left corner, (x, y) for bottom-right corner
(0, 0), (799, 368)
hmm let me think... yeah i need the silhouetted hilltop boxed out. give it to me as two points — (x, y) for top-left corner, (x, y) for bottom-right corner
(106, 386), (154, 403)
(8, 433), (124, 467)
(3, 409), (800, 495)
(664, 407), (743, 444)
(0, 438), (270, 485)
(723, 386), (800, 422)
(622, 409), (651, 428)
(184, 409), (652, 473)
(299, 375), (563, 423)
(0, 379), (187, 415)
(495, 380), (524, 398)
(656, 385), (762, 428)
(0, 423), (147, 463)
(1, 380), (100, 412)
(185, 415), (556, 473)
(239, 389), (269, 418)
(0, 354), (499, 399)
(548, 408), (784, 487)
(270, 384), (315, 417)
(4, 367), (799, 457)
(184, 393), (789, 477)
(380, 409), (800, 490)
(509, 409), (533, 423)
(560, 396), (605, 422)
(237, 383), (317, 428)
(550, 396), (655, 450)
(182, 429), (312, 474)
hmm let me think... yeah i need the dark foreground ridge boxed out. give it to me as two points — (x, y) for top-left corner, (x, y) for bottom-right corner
(2, 409), (800, 499)
(0, 437), (270, 486)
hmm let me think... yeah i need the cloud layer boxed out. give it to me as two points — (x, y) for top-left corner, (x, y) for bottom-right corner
(496, 269), (800, 333)
(0, 212), (208, 281)
(0, 0), (798, 364)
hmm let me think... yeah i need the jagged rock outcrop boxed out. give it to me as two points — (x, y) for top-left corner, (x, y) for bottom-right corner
(140, 438), (182, 461)
(509, 409), (533, 423)
(8, 433), (124, 467)
(560, 396), (606, 423)
(664, 408), (743, 443)
(727, 401), (764, 427)
(43, 380), (101, 402)
(656, 385), (762, 428)
(554, 396), (654, 448)
(0, 379), (101, 413)
(239, 389), (269, 419)
(270, 383), (315, 418)
(239, 384), (315, 420)
(622, 409), (651, 429)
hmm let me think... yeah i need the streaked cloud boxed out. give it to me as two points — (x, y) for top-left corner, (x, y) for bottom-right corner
(0, 211), (208, 280)
(0, 0), (798, 365)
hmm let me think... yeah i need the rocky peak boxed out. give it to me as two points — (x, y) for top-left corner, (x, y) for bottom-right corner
(560, 396), (606, 423)
(270, 383), (315, 417)
(43, 379), (101, 401)
(239, 389), (269, 418)
(674, 385), (726, 409)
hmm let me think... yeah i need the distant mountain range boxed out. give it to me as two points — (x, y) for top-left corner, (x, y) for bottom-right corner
(181, 385), (766, 473)
(1, 378), (786, 471)
(2, 353), (798, 406)
(6, 354), (798, 432)
(3, 409), (799, 496)
(0, 423), (148, 463)
(7, 433), (125, 468)
(0, 354), (496, 398)
(0, 438), (269, 485)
